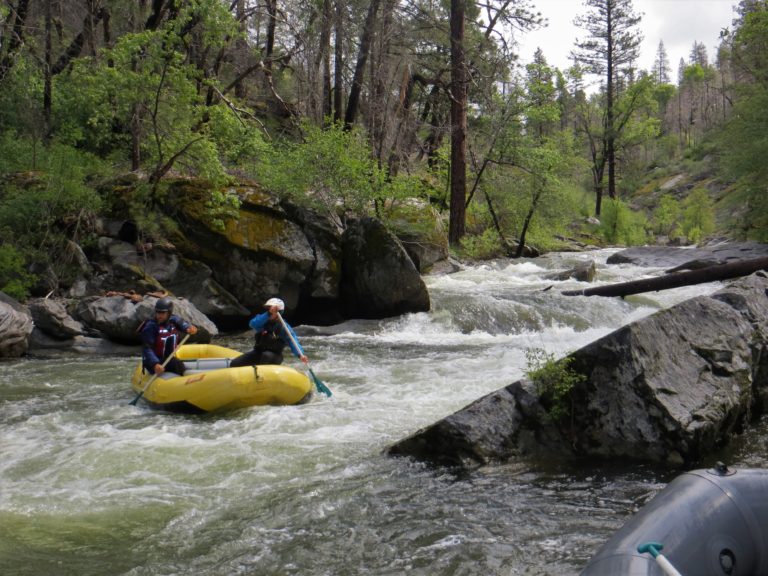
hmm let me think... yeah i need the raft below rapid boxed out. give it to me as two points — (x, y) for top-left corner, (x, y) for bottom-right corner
(130, 343), (313, 413)
(581, 464), (768, 575)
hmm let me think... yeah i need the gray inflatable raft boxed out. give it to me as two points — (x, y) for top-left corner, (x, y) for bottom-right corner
(582, 464), (768, 575)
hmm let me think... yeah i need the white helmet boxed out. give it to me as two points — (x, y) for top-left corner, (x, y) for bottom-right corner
(264, 297), (285, 311)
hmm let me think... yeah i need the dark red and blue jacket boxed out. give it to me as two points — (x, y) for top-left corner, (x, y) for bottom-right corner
(141, 315), (192, 373)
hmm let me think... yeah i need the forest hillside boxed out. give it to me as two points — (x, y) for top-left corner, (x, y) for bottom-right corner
(1, 0), (767, 302)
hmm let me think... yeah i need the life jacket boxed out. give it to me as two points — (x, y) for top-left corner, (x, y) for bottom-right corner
(254, 321), (286, 354)
(154, 321), (181, 359)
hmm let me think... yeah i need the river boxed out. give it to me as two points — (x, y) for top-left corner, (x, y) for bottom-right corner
(2, 248), (766, 575)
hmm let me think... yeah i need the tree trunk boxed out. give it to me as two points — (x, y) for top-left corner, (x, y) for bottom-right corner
(264, 0), (277, 72)
(561, 257), (768, 298)
(318, 0), (333, 121)
(517, 181), (543, 258)
(234, 0), (248, 99)
(333, 0), (343, 123)
(606, 4), (616, 199)
(448, 0), (467, 246)
(43, 0), (52, 142)
(344, 0), (381, 129)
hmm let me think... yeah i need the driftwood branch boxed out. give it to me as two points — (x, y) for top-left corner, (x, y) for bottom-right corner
(562, 257), (768, 298)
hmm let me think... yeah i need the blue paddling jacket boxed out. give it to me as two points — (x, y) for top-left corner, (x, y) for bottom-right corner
(249, 312), (305, 358)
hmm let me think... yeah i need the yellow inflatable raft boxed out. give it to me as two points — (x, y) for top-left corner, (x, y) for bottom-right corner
(130, 343), (313, 413)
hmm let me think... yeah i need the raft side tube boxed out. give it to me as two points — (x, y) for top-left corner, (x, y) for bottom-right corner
(581, 467), (768, 575)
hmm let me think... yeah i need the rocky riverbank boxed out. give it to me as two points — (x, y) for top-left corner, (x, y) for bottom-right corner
(0, 180), (441, 358)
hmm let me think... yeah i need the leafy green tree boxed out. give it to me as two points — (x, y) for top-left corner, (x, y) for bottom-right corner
(681, 188), (715, 243)
(599, 198), (649, 245)
(719, 1), (768, 239)
(652, 195), (681, 236)
(526, 348), (585, 422)
(257, 122), (427, 227)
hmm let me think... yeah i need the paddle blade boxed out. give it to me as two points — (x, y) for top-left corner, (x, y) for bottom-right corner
(129, 391), (144, 406)
(309, 368), (332, 397)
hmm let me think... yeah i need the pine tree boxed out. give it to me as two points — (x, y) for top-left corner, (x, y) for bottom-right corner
(572, 0), (643, 216)
(653, 40), (671, 84)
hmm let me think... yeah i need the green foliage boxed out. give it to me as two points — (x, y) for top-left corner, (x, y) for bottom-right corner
(653, 83), (676, 110)
(525, 348), (585, 421)
(0, 141), (106, 242)
(652, 194), (681, 236)
(599, 198), (650, 245)
(682, 63), (706, 83)
(681, 188), (716, 243)
(0, 139), (107, 294)
(205, 105), (270, 166)
(0, 245), (35, 301)
(716, 6), (768, 240)
(459, 228), (505, 259)
(56, 23), (234, 185)
(0, 57), (45, 142)
(257, 122), (425, 224)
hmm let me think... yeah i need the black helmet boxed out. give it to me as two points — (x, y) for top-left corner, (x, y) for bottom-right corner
(155, 297), (174, 313)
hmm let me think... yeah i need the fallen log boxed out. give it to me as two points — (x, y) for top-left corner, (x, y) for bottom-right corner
(562, 256), (768, 298)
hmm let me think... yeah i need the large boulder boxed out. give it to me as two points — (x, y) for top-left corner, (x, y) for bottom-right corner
(28, 298), (86, 339)
(339, 217), (430, 318)
(389, 273), (768, 470)
(172, 182), (320, 310)
(566, 294), (753, 464)
(72, 295), (217, 344)
(0, 293), (33, 358)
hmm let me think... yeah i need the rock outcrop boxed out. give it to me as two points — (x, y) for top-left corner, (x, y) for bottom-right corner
(389, 272), (768, 470)
(339, 218), (430, 318)
(63, 180), (436, 327)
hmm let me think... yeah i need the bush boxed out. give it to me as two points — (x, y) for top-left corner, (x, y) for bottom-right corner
(459, 228), (505, 260)
(652, 194), (681, 236)
(0, 245), (35, 300)
(599, 198), (650, 245)
(681, 187), (716, 242)
(525, 348), (585, 421)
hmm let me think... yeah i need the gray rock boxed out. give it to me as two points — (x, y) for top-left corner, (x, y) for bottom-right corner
(73, 295), (217, 344)
(389, 272), (768, 470)
(28, 298), (85, 339)
(28, 329), (139, 357)
(607, 242), (768, 269)
(339, 217), (430, 318)
(546, 260), (597, 282)
(0, 295), (34, 357)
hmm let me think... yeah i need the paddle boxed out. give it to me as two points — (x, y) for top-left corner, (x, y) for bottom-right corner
(276, 312), (332, 397)
(129, 333), (191, 406)
(637, 542), (683, 576)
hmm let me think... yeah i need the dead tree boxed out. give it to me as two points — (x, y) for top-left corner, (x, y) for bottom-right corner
(561, 257), (768, 298)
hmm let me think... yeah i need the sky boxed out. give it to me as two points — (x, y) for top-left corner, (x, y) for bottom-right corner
(515, 0), (738, 80)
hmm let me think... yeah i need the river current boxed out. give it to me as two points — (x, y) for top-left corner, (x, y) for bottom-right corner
(2, 248), (766, 575)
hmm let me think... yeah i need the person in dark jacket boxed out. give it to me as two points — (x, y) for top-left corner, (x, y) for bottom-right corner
(230, 297), (308, 367)
(141, 297), (198, 376)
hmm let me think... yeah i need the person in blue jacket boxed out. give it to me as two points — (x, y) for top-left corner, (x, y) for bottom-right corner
(230, 297), (309, 367)
(141, 297), (198, 376)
